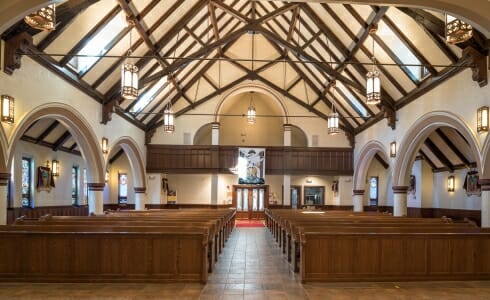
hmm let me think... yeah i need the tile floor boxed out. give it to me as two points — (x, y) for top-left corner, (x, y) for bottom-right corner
(1, 227), (490, 299)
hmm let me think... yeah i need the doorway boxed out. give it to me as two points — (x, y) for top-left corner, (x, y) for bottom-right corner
(232, 185), (269, 219)
(290, 185), (301, 209)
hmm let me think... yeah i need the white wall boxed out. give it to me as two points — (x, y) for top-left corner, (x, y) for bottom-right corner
(433, 169), (481, 210)
(12, 141), (86, 207)
(364, 158), (391, 207)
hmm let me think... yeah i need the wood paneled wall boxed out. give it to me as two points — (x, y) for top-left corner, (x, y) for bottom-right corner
(147, 145), (353, 175)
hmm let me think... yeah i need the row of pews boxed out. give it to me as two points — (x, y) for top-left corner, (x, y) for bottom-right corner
(265, 209), (490, 283)
(0, 208), (235, 283)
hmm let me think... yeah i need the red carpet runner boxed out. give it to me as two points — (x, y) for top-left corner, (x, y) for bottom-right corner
(235, 219), (265, 228)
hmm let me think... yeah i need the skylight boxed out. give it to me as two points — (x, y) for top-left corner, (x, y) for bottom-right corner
(336, 81), (368, 117)
(377, 21), (423, 82)
(131, 76), (169, 114)
(68, 15), (126, 74)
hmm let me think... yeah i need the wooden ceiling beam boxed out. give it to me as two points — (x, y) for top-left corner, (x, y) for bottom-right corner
(210, 0), (249, 23)
(419, 149), (438, 171)
(35, 120), (60, 144)
(52, 131), (72, 152)
(21, 136), (81, 156)
(109, 149), (125, 164)
(424, 138), (454, 171)
(435, 128), (472, 167)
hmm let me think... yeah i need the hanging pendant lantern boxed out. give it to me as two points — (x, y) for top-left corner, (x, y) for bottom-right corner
(366, 67), (381, 105)
(328, 80), (340, 135)
(247, 92), (256, 124)
(163, 102), (175, 133)
(366, 24), (381, 105)
(445, 14), (473, 44)
(121, 19), (139, 100)
(24, 4), (56, 31)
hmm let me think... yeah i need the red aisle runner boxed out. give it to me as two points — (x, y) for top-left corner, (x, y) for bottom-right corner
(235, 220), (265, 228)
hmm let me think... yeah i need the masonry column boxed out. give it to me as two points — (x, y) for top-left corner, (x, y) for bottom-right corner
(352, 189), (364, 212)
(480, 179), (490, 228)
(0, 173), (10, 225)
(211, 122), (220, 205)
(134, 187), (146, 210)
(393, 186), (408, 217)
(88, 183), (105, 215)
(283, 124), (292, 206)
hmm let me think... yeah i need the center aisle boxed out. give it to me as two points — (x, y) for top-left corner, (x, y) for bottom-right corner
(200, 227), (307, 299)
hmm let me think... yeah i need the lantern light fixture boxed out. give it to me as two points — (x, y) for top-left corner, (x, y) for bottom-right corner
(447, 175), (455, 192)
(445, 14), (473, 44)
(477, 106), (489, 133)
(390, 141), (397, 157)
(247, 92), (256, 124)
(328, 81), (340, 135)
(24, 4), (56, 31)
(101, 137), (109, 154)
(366, 24), (381, 105)
(163, 102), (175, 133)
(121, 19), (139, 100)
(52, 160), (60, 177)
(1, 95), (14, 124)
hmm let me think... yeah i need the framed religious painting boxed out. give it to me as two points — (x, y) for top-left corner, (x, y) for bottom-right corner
(36, 166), (53, 192)
(465, 173), (481, 196)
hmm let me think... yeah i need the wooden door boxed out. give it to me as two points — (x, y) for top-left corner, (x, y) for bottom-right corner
(232, 185), (269, 219)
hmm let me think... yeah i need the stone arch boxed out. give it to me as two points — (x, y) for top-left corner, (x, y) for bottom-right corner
(7, 102), (105, 183)
(214, 82), (289, 124)
(193, 123), (212, 145)
(0, 125), (8, 173)
(393, 111), (482, 187)
(353, 140), (390, 190)
(107, 136), (146, 188)
(482, 134), (490, 178)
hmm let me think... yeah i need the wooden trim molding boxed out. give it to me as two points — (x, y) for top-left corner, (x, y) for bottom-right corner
(87, 183), (105, 191)
(392, 186), (409, 194)
(134, 187), (146, 193)
(479, 178), (490, 191)
(353, 189), (365, 195)
(0, 172), (10, 186)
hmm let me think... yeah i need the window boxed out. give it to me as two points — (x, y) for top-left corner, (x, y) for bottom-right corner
(118, 173), (128, 205)
(369, 176), (378, 206)
(83, 168), (88, 205)
(130, 76), (169, 113)
(303, 186), (325, 206)
(21, 157), (32, 207)
(377, 21), (423, 82)
(68, 15), (126, 74)
(72, 166), (79, 206)
(336, 81), (368, 117)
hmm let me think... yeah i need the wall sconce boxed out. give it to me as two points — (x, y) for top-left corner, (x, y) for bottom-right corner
(447, 175), (455, 192)
(52, 160), (60, 177)
(1, 95), (14, 124)
(105, 169), (110, 183)
(390, 141), (397, 157)
(477, 106), (489, 133)
(101, 137), (109, 154)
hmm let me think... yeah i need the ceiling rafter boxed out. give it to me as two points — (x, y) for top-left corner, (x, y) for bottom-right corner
(210, 0), (249, 24)
(382, 14), (438, 77)
(142, 1), (248, 126)
(424, 138), (454, 171)
(435, 128), (472, 167)
(52, 131), (72, 152)
(35, 120), (60, 144)
(419, 149), (438, 170)
(337, 4), (407, 99)
(21, 135), (81, 156)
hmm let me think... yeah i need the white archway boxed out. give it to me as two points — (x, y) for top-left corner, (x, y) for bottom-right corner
(0, 124), (8, 173)
(107, 136), (146, 189)
(482, 134), (490, 178)
(214, 82), (289, 124)
(7, 102), (105, 183)
(353, 140), (390, 191)
(393, 111), (482, 187)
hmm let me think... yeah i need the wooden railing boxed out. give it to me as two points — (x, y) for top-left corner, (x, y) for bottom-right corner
(147, 145), (353, 175)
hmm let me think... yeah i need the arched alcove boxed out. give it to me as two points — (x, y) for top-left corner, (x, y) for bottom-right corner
(7, 103), (105, 184)
(354, 140), (391, 191)
(194, 123), (213, 145)
(107, 136), (146, 189)
(290, 125), (308, 147)
(393, 111), (482, 188)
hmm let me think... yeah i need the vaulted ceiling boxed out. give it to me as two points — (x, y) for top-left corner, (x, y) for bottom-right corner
(1, 0), (488, 169)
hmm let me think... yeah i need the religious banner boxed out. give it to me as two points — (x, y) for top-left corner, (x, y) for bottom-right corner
(238, 148), (265, 184)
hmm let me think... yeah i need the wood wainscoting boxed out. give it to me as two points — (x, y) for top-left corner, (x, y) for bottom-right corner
(7, 206), (89, 224)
